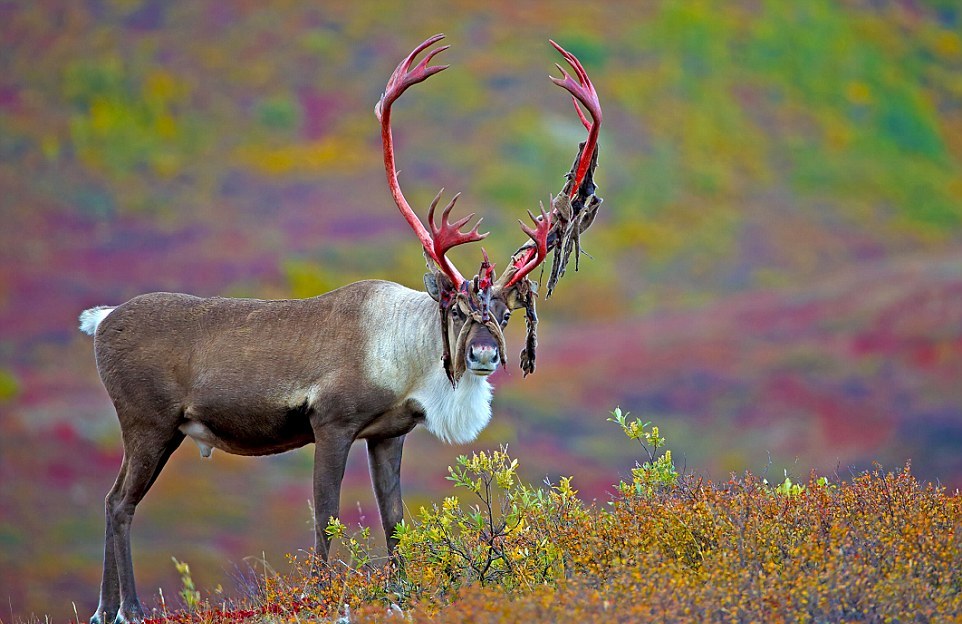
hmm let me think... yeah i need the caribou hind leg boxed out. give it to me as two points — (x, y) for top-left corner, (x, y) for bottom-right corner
(91, 457), (128, 624)
(93, 417), (184, 624)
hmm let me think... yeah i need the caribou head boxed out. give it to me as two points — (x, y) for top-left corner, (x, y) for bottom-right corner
(375, 34), (603, 384)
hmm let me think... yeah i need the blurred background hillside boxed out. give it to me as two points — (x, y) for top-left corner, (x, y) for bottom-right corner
(1, 0), (961, 618)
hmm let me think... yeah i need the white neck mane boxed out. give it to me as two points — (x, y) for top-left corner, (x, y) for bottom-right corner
(410, 362), (492, 444)
(361, 282), (493, 444)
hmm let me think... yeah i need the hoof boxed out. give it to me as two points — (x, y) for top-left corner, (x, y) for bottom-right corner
(112, 606), (145, 624)
(89, 608), (117, 624)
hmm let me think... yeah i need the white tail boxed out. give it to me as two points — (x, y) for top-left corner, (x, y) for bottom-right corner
(79, 306), (115, 336)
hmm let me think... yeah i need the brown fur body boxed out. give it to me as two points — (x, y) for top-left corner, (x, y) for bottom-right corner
(85, 279), (508, 624)
(95, 282), (427, 455)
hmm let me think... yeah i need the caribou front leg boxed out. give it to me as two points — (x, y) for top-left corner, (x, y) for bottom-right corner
(367, 435), (406, 554)
(310, 429), (353, 562)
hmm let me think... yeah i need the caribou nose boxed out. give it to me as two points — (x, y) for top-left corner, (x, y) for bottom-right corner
(468, 344), (500, 371)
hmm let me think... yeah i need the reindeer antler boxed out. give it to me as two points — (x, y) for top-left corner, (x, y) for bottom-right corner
(378, 37), (602, 298)
(376, 36), (604, 381)
(376, 34), (486, 287)
(504, 206), (552, 288)
(502, 40), (604, 296)
(549, 39), (602, 200)
(427, 191), (487, 284)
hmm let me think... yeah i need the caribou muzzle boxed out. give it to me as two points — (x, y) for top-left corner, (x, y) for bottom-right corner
(467, 342), (500, 375)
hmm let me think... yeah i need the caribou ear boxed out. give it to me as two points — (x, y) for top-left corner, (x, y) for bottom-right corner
(424, 270), (456, 302)
(501, 278), (538, 311)
(424, 273), (441, 301)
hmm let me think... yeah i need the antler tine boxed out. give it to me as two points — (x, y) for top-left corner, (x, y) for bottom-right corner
(548, 39), (602, 199)
(378, 35), (482, 286)
(505, 206), (552, 288)
(428, 191), (489, 283)
(376, 34), (450, 121)
(570, 96), (592, 131)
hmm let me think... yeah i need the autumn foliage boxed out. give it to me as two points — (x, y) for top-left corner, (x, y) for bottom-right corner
(142, 411), (961, 623)
(5, 2), (962, 615)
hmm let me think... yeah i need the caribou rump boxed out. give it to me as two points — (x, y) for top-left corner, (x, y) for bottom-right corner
(81, 35), (603, 624)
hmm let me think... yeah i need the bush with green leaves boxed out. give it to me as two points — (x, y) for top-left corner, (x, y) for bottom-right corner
(391, 446), (588, 601)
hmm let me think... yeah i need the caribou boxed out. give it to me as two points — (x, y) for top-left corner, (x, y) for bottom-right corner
(80, 34), (603, 624)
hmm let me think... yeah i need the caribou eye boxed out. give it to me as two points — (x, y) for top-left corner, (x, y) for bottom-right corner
(501, 312), (511, 327)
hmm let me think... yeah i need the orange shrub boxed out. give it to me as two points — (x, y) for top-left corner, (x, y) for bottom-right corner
(144, 412), (961, 623)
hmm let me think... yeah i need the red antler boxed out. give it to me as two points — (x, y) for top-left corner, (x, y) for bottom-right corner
(504, 41), (603, 288)
(376, 34), (486, 286)
(428, 190), (487, 284)
(505, 206), (551, 288)
(549, 40), (602, 199)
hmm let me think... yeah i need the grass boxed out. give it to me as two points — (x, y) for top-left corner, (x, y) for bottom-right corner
(132, 410), (961, 623)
